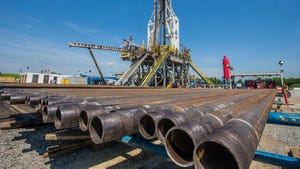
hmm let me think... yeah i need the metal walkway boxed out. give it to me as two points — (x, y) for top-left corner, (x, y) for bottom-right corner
(189, 62), (214, 85)
(116, 53), (149, 85)
(139, 51), (170, 87)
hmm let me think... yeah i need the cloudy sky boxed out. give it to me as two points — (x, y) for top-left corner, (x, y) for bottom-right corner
(0, 0), (299, 78)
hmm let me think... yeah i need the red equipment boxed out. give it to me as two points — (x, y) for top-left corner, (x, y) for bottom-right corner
(223, 55), (231, 79)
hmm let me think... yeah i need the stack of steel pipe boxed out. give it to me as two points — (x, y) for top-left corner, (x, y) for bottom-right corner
(0, 89), (23, 101)
(25, 94), (43, 106)
(88, 89), (256, 145)
(193, 91), (276, 169)
(47, 90), (210, 129)
(161, 89), (276, 168)
(0, 87), (277, 168)
(9, 92), (41, 105)
(155, 90), (264, 144)
(138, 89), (261, 140)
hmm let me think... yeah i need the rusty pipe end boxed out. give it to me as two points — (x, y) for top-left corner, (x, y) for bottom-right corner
(193, 119), (260, 169)
(28, 97), (40, 106)
(193, 141), (238, 169)
(89, 115), (104, 144)
(54, 108), (64, 129)
(165, 128), (194, 167)
(156, 118), (175, 144)
(54, 106), (80, 129)
(139, 114), (156, 139)
(42, 106), (48, 122)
(9, 96), (26, 104)
(42, 105), (57, 123)
(79, 110), (89, 131)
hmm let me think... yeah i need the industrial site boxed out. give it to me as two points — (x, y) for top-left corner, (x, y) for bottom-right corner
(0, 0), (300, 169)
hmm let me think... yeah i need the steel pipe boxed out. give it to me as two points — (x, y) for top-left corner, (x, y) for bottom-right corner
(139, 110), (170, 139)
(26, 96), (41, 106)
(193, 90), (276, 169)
(42, 100), (87, 123)
(25, 94), (41, 105)
(139, 90), (261, 140)
(165, 90), (274, 167)
(42, 104), (62, 123)
(120, 136), (300, 168)
(42, 100), (93, 123)
(155, 92), (259, 144)
(9, 95), (27, 104)
(78, 105), (120, 131)
(0, 93), (15, 100)
(54, 103), (102, 129)
(89, 106), (153, 144)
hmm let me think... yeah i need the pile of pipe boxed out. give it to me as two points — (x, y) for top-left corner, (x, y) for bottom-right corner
(0, 87), (277, 168)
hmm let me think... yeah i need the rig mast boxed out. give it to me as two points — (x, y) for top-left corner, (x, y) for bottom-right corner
(70, 0), (213, 87)
(148, 0), (179, 51)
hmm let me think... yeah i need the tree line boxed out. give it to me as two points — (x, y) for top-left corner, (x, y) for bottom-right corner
(207, 77), (300, 88)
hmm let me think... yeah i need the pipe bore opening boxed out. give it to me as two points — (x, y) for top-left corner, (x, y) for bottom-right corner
(139, 115), (156, 138)
(80, 111), (88, 127)
(157, 119), (175, 140)
(194, 141), (238, 169)
(166, 129), (194, 165)
(43, 107), (48, 115)
(56, 109), (62, 122)
(91, 117), (103, 140)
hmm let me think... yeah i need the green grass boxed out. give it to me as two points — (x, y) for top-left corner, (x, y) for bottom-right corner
(291, 84), (300, 88)
(0, 73), (19, 78)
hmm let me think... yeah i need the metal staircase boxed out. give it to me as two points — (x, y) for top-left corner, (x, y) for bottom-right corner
(139, 51), (170, 87)
(189, 62), (214, 85)
(116, 53), (149, 85)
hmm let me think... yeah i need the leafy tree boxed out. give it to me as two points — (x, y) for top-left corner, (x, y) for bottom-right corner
(272, 77), (300, 87)
(208, 77), (222, 84)
(256, 77), (262, 81)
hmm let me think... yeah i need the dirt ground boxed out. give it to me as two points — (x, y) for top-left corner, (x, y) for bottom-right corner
(0, 91), (299, 169)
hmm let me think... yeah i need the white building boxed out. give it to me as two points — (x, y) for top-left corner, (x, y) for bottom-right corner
(19, 72), (68, 84)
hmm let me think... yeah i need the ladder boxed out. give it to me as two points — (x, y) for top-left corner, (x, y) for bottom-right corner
(189, 62), (214, 85)
(116, 53), (149, 85)
(139, 51), (170, 87)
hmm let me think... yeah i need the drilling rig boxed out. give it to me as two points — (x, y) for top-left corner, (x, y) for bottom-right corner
(70, 0), (213, 87)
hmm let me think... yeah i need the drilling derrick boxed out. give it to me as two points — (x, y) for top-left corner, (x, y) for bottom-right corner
(147, 0), (179, 51)
(70, 0), (213, 87)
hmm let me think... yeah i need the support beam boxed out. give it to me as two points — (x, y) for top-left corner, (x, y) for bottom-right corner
(88, 48), (106, 85)
(254, 150), (300, 168)
(267, 112), (300, 126)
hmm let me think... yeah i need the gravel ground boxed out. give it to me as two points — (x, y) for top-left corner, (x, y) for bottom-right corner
(0, 91), (299, 169)
(250, 91), (300, 169)
(0, 125), (183, 169)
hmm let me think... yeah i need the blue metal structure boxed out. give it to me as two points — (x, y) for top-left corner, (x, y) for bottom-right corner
(254, 150), (300, 168)
(267, 112), (300, 126)
(81, 74), (119, 85)
(120, 135), (168, 157)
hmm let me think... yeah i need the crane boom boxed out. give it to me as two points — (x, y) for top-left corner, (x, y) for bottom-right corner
(69, 42), (124, 52)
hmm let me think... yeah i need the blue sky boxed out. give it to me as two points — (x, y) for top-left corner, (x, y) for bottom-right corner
(0, 0), (299, 78)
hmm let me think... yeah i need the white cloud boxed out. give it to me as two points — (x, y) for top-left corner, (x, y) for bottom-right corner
(0, 27), (129, 75)
(63, 21), (123, 44)
(106, 61), (116, 66)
